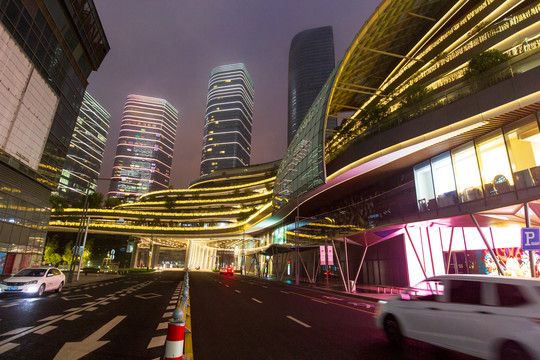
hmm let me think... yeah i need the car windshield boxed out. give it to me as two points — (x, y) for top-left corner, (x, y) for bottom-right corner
(401, 280), (444, 301)
(14, 269), (46, 277)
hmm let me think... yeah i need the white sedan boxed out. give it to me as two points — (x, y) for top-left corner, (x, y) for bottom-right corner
(0, 267), (65, 297)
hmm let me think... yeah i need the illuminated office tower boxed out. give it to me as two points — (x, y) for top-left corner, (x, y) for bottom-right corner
(57, 92), (110, 205)
(200, 63), (254, 176)
(108, 95), (178, 200)
(288, 26), (335, 145)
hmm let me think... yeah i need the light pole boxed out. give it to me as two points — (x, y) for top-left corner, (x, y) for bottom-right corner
(67, 177), (118, 284)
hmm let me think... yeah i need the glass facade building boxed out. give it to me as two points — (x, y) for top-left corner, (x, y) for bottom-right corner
(0, 0), (109, 273)
(288, 26), (335, 146)
(108, 95), (179, 200)
(56, 92), (110, 205)
(200, 63), (254, 176)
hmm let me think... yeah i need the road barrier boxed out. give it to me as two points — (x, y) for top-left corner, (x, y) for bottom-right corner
(164, 270), (192, 360)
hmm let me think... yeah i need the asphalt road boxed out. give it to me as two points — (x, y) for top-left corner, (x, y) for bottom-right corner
(191, 272), (478, 360)
(0, 271), (184, 359)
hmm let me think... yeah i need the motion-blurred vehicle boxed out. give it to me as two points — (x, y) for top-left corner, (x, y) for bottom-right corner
(220, 266), (234, 276)
(375, 274), (540, 360)
(0, 267), (65, 297)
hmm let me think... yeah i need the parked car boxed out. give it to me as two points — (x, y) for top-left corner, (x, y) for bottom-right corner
(220, 266), (234, 276)
(0, 267), (65, 297)
(375, 274), (540, 360)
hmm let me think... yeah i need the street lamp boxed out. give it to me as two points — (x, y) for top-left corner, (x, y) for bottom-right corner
(66, 177), (119, 284)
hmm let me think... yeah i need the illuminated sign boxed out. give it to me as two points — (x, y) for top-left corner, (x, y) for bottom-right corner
(521, 228), (540, 251)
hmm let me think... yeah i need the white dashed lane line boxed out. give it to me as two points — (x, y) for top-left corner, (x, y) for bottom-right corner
(286, 316), (311, 328)
(251, 298), (262, 304)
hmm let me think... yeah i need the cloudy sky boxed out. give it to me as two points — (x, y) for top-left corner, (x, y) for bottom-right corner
(88, 0), (381, 193)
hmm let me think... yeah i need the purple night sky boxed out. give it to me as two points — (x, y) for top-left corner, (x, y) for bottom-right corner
(87, 0), (380, 194)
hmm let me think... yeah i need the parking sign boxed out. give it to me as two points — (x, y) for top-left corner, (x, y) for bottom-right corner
(521, 228), (540, 251)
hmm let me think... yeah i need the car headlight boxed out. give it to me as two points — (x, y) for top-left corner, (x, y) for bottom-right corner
(26, 280), (38, 285)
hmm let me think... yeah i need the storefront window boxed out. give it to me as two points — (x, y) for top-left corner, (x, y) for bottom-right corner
(431, 152), (457, 207)
(414, 160), (435, 212)
(476, 130), (513, 196)
(451, 142), (483, 202)
(504, 114), (540, 189)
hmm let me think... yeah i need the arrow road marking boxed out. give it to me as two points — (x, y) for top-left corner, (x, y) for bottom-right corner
(53, 315), (126, 360)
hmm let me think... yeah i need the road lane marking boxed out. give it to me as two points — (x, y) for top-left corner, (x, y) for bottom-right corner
(147, 335), (166, 349)
(1, 303), (18, 308)
(166, 305), (175, 310)
(162, 312), (173, 318)
(34, 326), (57, 335)
(65, 314), (82, 321)
(0, 343), (18, 355)
(39, 315), (62, 322)
(225, 285), (230, 287)
(280, 291), (289, 294)
(1, 327), (33, 336)
(156, 322), (168, 330)
(54, 315), (126, 360)
(84, 307), (98, 312)
(251, 298), (262, 304)
(235, 290), (241, 293)
(290, 292), (376, 315)
(64, 307), (82, 312)
(261, 286), (268, 288)
(310, 299), (328, 304)
(286, 316), (311, 328)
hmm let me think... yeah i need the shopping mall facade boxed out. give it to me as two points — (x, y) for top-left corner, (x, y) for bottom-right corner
(49, 0), (540, 288)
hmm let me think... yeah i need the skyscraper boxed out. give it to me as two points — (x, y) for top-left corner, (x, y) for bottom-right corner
(108, 95), (179, 200)
(200, 63), (254, 176)
(57, 92), (110, 205)
(288, 26), (335, 145)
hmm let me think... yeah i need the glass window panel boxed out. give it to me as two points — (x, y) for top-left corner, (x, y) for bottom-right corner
(476, 130), (513, 196)
(451, 142), (483, 202)
(504, 114), (540, 189)
(431, 152), (457, 207)
(414, 160), (435, 212)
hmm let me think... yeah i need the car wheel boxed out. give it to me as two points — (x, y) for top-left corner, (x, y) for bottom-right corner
(37, 284), (45, 297)
(56, 281), (63, 293)
(500, 341), (531, 360)
(384, 315), (403, 349)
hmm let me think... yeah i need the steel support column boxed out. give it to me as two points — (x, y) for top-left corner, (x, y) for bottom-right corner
(470, 214), (504, 275)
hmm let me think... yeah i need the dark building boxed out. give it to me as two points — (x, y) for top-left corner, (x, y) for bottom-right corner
(200, 63), (254, 176)
(0, 0), (109, 274)
(108, 95), (179, 200)
(288, 26), (335, 145)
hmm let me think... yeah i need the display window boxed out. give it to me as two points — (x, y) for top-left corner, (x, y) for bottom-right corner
(431, 152), (458, 207)
(451, 142), (483, 202)
(413, 160), (435, 212)
(504, 114), (540, 189)
(475, 130), (513, 196)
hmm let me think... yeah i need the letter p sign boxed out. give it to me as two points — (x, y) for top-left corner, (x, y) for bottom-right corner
(521, 228), (540, 251)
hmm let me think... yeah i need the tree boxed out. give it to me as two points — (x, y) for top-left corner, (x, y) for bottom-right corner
(104, 197), (122, 209)
(42, 235), (62, 265)
(74, 192), (104, 209)
(360, 102), (389, 129)
(49, 195), (67, 213)
(62, 241), (74, 265)
(466, 49), (509, 77)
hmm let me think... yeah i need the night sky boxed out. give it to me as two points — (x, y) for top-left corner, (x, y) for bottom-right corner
(87, 0), (381, 194)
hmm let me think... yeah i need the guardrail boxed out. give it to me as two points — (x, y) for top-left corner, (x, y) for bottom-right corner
(164, 270), (192, 360)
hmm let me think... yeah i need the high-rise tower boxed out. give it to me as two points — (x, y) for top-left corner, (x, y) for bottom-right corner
(200, 63), (254, 176)
(108, 95), (178, 200)
(57, 92), (110, 205)
(288, 26), (335, 145)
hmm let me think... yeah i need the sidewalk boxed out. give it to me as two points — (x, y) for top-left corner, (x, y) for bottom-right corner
(63, 273), (124, 288)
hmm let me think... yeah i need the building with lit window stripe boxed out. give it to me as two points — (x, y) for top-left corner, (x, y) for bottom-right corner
(108, 94), (178, 200)
(288, 26), (335, 146)
(56, 92), (110, 205)
(200, 63), (254, 176)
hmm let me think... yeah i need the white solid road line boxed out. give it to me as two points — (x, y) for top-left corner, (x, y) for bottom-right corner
(251, 298), (262, 303)
(310, 299), (328, 304)
(286, 316), (311, 328)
